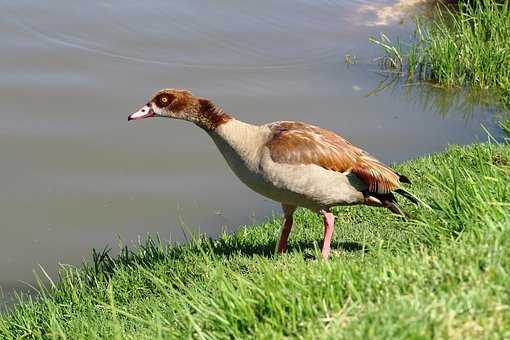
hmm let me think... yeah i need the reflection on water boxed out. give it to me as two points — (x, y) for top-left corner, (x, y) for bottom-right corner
(367, 75), (503, 119)
(0, 0), (503, 306)
(359, 0), (436, 26)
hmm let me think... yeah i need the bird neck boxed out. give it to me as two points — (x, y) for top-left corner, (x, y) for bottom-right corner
(191, 98), (232, 131)
(207, 119), (269, 168)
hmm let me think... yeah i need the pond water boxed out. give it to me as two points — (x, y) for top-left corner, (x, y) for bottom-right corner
(0, 0), (502, 304)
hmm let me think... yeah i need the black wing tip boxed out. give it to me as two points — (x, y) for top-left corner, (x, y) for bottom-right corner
(397, 173), (412, 184)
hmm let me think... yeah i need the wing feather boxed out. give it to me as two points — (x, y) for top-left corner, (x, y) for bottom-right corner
(266, 121), (401, 194)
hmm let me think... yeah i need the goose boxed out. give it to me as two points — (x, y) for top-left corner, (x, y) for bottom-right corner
(128, 89), (416, 258)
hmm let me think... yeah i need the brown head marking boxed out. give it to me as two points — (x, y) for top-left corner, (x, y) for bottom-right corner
(154, 93), (175, 108)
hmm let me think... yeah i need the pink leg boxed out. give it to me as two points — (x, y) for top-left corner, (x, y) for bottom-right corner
(276, 204), (296, 254)
(321, 210), (335, 259)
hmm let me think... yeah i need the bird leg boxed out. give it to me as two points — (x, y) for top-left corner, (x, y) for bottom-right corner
(321, 209), (335, 259)
(276, 204), (296, 254)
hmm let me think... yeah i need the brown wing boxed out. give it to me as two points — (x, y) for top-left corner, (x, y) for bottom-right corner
(265, 121), (401, 194)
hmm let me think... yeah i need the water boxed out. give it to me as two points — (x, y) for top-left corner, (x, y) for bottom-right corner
(0, 0), (501, 304)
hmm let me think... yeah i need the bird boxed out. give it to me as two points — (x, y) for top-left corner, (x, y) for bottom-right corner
(128, 88), (416, 258)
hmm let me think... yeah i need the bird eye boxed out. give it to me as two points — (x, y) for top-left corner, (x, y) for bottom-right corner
(154, 93), (174, 108)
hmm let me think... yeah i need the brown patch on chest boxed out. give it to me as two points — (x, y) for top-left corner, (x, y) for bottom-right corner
(197, 98), (231, 130)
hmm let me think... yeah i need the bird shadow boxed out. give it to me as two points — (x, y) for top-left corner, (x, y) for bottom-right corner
(210, 240), (368, 259)
(81, 237), (368, 289)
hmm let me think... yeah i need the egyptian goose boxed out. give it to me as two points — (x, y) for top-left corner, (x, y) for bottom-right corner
(128, 89), (416, 258)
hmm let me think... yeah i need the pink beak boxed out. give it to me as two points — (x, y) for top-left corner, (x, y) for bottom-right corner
(128, 104), (155, 121)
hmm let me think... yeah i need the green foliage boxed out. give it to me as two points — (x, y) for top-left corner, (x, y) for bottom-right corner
(501, 116), (510, 136)
(1, 143), (509, 339)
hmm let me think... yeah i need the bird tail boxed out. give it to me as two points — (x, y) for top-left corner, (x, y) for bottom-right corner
(394, 188), (418, 205)
(370, 192), (408, 219)
(365, 171), (418, 218)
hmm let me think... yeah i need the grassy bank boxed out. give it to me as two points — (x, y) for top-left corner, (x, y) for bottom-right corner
(372, 0), (510, 106)
(0, 142), (509, 338)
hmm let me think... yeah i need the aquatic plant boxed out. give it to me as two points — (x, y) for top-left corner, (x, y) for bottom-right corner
(371, 0), (510, 103)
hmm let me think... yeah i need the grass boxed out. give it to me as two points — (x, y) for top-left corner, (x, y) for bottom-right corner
(371, 0), (510, 106)
(0, 142), (509, 338)
(501, 116), (510, 136)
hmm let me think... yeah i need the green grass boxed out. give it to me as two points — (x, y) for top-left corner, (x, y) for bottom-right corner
(501, 116), (510, 136)
(371, 0), (510, 105)
(1, 142), (509, 339)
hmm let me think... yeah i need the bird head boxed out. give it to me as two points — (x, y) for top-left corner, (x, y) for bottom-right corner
(128, 88), (230, 130)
